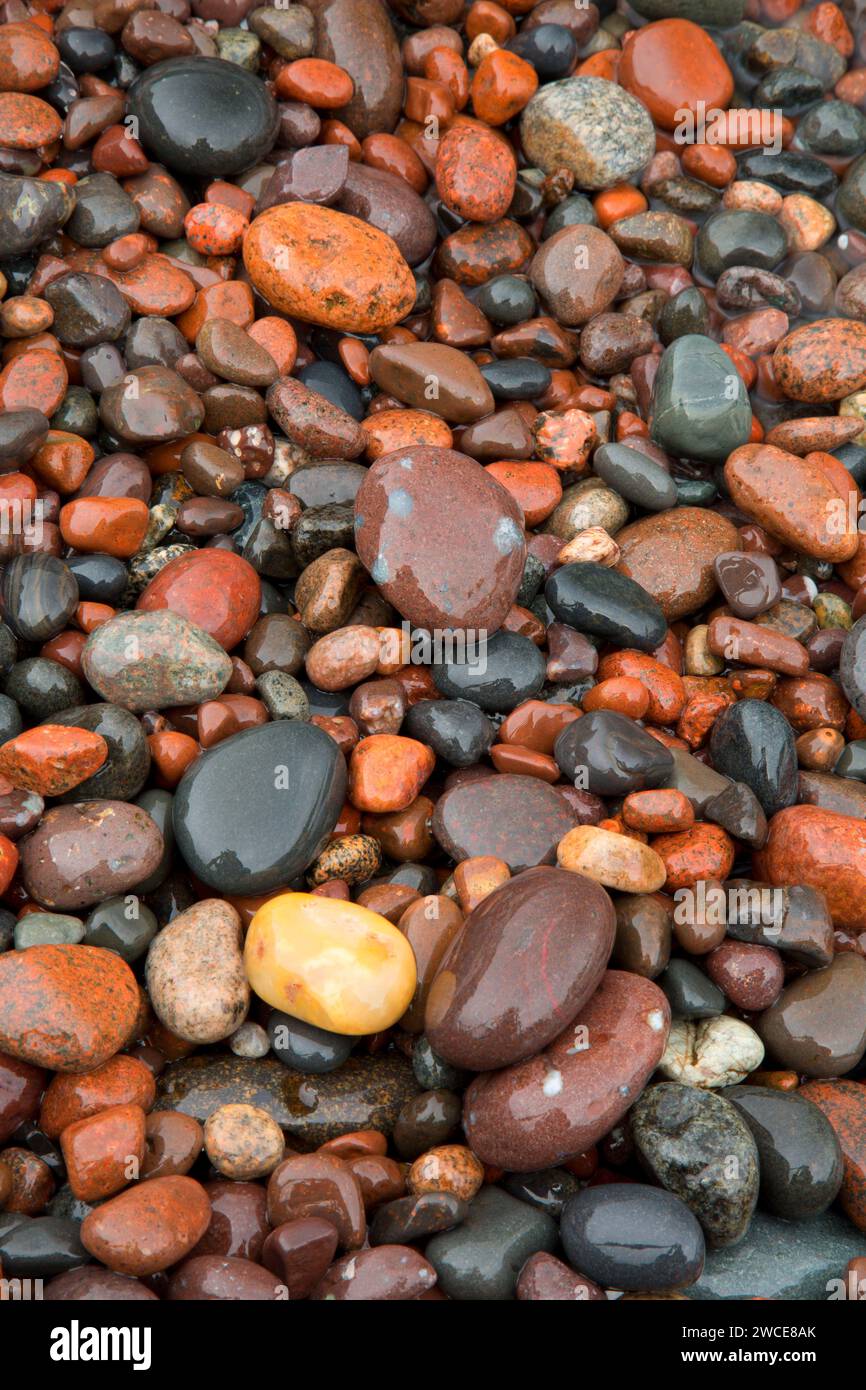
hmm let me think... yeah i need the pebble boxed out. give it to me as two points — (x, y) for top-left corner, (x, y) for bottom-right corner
(756, 954), (866, 1078)
(81, 1175), (211, 1276)
(0, 944), (138, 1072)
(425, 1185), (557, 1301)
(432, 773), (574, 873)
(20, 802), (163, 911)
(660, 1017), (765, 1089)
(562, 1184), (705, 1292)
(799, 1081), (866, 1234)
(615, 508), (739, 621)
(651, 335), (751, 463)
(632, 1083), (759, 1248)
(521, 77), (655, 190)
(690, 1209), (864, 1301)
(723, 1085), (843, 1222)
(146, 899), (249, 1044)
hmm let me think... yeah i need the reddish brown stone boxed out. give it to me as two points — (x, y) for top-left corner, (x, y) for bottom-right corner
(81, 1175), (212, 1276)
(0, 945), (139, 1072)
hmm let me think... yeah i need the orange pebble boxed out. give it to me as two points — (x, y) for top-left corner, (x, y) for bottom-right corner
(593, 184), (647, 229)
(365, 408), (452, 461)
(247, 316), (297, 376)
(577, 50), (620, 80)
(652, 823), (736, 891)
(320, 119), (362, 159)
(471, 49), (538, 125)
(275, 58), (354, 108)
(424, 47), (469, 110)
(74, 602), (115, 633)
(40, 629), (86, 678)
(147, 731), (200, 787)
(681, 143), (736, 188)
(465, 0), (516, 42)
(582, 676), (650, 719)
(59, 497), (149, 559)
(489, 744), (560, 781)
(484, 460), (561, 527)
(183, 202), (248, 257)
(0, 834), (19, 895)
(622, 789), (695, 833)
(348, 734), (436, 813)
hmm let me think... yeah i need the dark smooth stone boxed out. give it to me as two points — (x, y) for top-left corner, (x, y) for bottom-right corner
(425, 1186), (557, 1301)
(724, 881), (832, 968)
(561, 1184), (705, 1292)
(155, 1054), (419, 1146)
(721, 1084), (843, 1221)
(297, 361), (364, 421)
(546, 562), (667, 652)
(756, 954), (866, 1078)
(835, 741), (866, 780)
(288, 462), (367, 508)
(76, 451), (151, 502)
(475, 275), (537, 325)
(80, 343), (126, 393)
(800, 99), (866, 156)
(660, 959), (725, 1020)
(613, 893), (671, 978)
(411, 1035), (467, 1092)
(131, 788), (173, 894)
(554, 709), (673, 797)
(0, 408), (48, 462)
(266, 1011), (353, 1074)
(650, 334), (752, 463)
(738, 149), (838, 198)
(393, 1088), (461, 1161)
(65, 554), (129, 606)
(192, 1181), (269, 1263)
(0, 1216), (89, 1277)
(542, 192), (596, 238)
(66, 172), (139, 248)
(128, 57), (278, 178)
(45, 271), (130, 348)
(0, 1053), (45, 1143)
(370, 1192), (467, 1246)
(124, 315), (187, 370)
(502, 1167), (580, 1219)
(659, 285), (710, 343)
(336, 162), (437, 268)
(709, 700), (798, 818)
(57, 26), (115, 73)
(0, 176), (75, 257)
(631, 1083), (759, 1249)
(431, 631), (545, 713)
(432, 774), (575, 873)
(839, 154), (866, 229)
(257, 146), (349, 212)
(713, 551), (780, 618)
(754, 65), (824, 115)
(47, 703), (151, 803)
(832, 444), (866, 488)
(507, 23), (577, 79)
(84, 895), (157, 963)
(5, 658), (84, 721)
(260, 1217), (337, 1298)
(593, 442), (677, 511)
(479, 357), (552, 401)
(1, 555), (78, 643)
(426, 866), (615, 1071)
(404, 698), (495, 767)
(696, 209), (789, 278)
(704, 780), (767, 848)
(172, 719), (345, 895)
(0, 694), (22, 746)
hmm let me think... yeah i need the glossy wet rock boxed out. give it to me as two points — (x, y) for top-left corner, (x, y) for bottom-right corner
(432, 774), (574, 873)
(146, 899), (249, 1045)
(723, 1084), (843, 1221)
(651, 335), (751, 463)
(20, 801), (163, 911)
(615, 508), (740, 621)
(431, 631), (545, 713)
(689, 1209), (864, 1301)
(172, 720), (345, 895)
(426, 866), (614, 1071)
(520, 76), (655, 190)
(756, 954), (866, 1079)
(464, 970), (669, 1171)
(0, 944), (138, 1071)
(555, 710), (673, 797)
(755, 805), (866, 930)
(632, 1083), (758, 1248)
(562, 1184), (705, 1292)
(129, 58), (278, 177)
(709, 700), (797, 818)
(546, 561), (667, 652)
(354, 445), (524, 634)
(425, 1185), (557, 1302)
(81, 1174), (211, 1276)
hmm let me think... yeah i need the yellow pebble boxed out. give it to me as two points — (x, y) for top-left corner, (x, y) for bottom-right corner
(244, 892), (417, 1035)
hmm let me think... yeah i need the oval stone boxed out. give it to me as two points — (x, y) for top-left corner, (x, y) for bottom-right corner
(723, 1085), (843, 1221)
(755, 805), (866, 930)
(756, 954), (866, 1078)
(426, 866), (614, 1071)
(136, 549), (261, 651)
(709, 700), (797, 818)
(245, 893), (416, 1036)
(650, 335), (752, 462)
(773, 319), (866, 403)
(83, 611), (232, 713)
(243, 202), (415, 333)
(128, 58), (278, 178)
(0, 944), (139, 1071)
(463, 970), (670, 1170)
(172, 721), (346, 895)
(615, 507), (740, 621)
(561, 1184), (705, 1292)
(20, 802), (163, 911)
(545, 561), (667, 652)
(432, 775), (575, 874)
(354, 446), (525, 634)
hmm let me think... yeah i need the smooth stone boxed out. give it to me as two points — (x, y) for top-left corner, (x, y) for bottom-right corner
(0, 1215), (88, 1277)
(650, 334), (752, 462)
(173, 720), (345, 895)
(337, 162), (436, 268)
(369, 1192), (467, 1246)
(99, 366), (203, 445)
(432, 774), (575, 874)
(722, 1084), (843, 1221)
(667, 746), (731, 813)
(520, 76), (655, 190)
(0, 943), (139, 1070)
(44, 1268), (157, 1300)
(431, 631), (545, 712)
(84, 895), (157, 963)
(561, 1184), (705, 1291)
(841, 615), (866, 720)
(66, 173), (139, 248)
(756, 953), (866, 1078)
(245, 893), (415, 1035)
(154, 1054), (419, 1147)
(615, 508), (740, 621)
(311, 1245), (437, 1300)
(267, 1010), (353, 1074)
(83, 611), (231, 712)
(425, 1185), (557, 1302)
(713, 550), (780, 619)
(554, 710), (673, 797)
(45, 272), (130, 348)
(632, 1082), (759, 1248)
(5, 659), (83, 722)
(129, 58), (278, 177)
(354, 445), (524, 634)
(14, 913), (84, 948)
(368, 344), (494, 424)
(146, 899), (249, 1045)
(20, 803), (163, 913)
(464, 971), (669, 1171)
(0, 174), (75, 256)
(404, 699), (494, 768)
(47, 704), (151, 803)
(689, 1209), (864, 1300)
(411, 1036), (467, 1093)
(65, 554), (128, 605)
(660, 1017), (764, 1088)
(306, 0), (402, 141)
(545, 562), (667, 652)
(592, 443), (678, 511)
(1, 554), (78, 644)
(426, 866), (614, 1071)
(502, 1167), (580, 1220)
(660, 960), (725, 1020)
(709, 700), (798, 818)
(697, 210), (788, 278)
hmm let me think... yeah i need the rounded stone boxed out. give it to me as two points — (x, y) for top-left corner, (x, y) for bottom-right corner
(561, 1184), (705, 1292)
(136, 549), (261, 651)
(128, 58), (278, 177)
(651, 334), (752, 463)
(520, 76), (655, 190)
(0, 944), (139, 1071)
(723, 1084), (843, 1221)
(146, 899), (249, 1045)
(82, 611), (232, 713)
(20, 801), (163, 912)
(432, 774), (574, 874)
(354, 446), (525, 635)
(615, 507), (740, 621)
